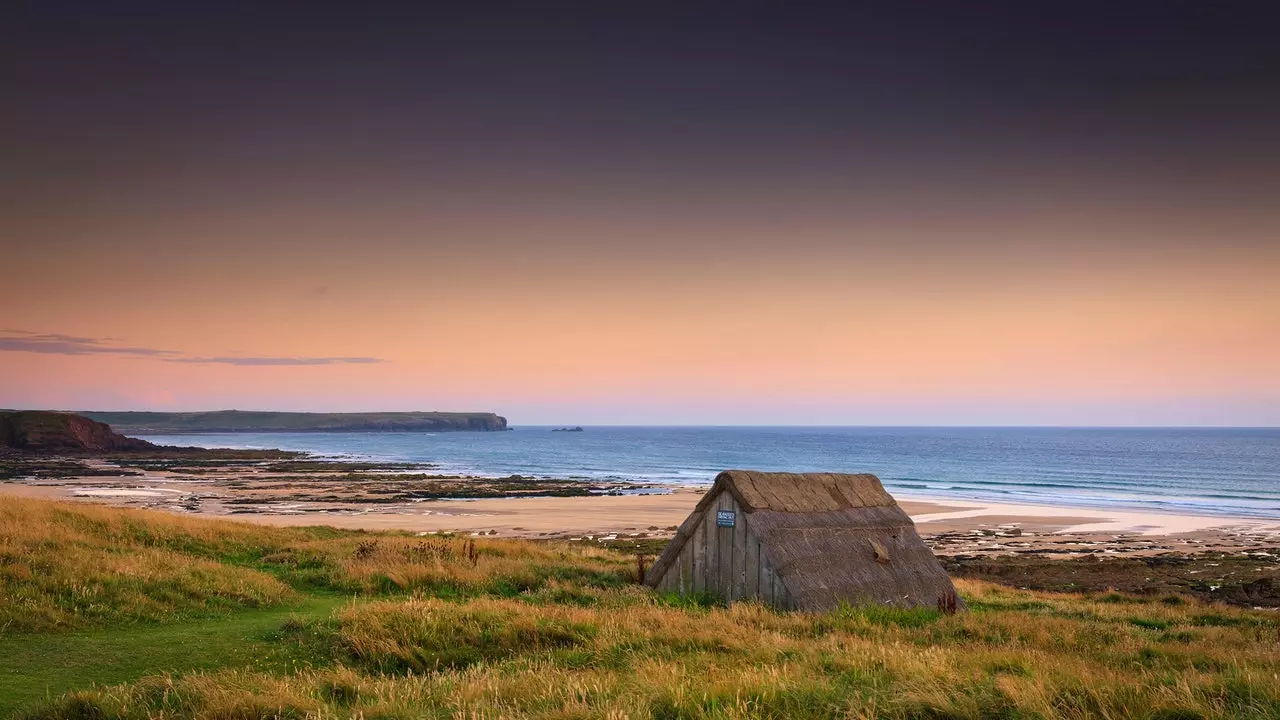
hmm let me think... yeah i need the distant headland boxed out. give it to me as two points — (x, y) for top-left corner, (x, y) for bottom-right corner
(77, 410), (509, 434)
(1, 410), (156, 452)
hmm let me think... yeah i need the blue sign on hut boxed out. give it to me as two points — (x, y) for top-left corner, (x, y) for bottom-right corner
(642, 470), (962, 611)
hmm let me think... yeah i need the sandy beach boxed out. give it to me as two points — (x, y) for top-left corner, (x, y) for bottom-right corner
(236, 490), (1280, 555)
(232, 490), (1252, 537)
(4, 450), (1280, 605)
(7, 467), (1280, 560)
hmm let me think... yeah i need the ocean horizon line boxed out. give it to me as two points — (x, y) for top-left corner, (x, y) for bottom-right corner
(511, 424), (1280, 431)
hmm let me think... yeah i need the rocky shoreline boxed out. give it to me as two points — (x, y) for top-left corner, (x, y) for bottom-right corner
(3, 437), (1278, 610)
(0, 452), (667, 518)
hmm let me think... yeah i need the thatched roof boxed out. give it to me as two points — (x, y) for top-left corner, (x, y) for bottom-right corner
(646, 470), (961, 611)
(698, 470), (896, 513)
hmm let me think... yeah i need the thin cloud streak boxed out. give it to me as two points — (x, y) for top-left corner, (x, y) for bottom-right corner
(0, 330), (384, 366)
(0, 331), (175, 357)
(167, 356), (384, 366)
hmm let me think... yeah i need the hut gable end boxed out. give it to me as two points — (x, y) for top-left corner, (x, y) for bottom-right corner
(643, 470), (961, 612)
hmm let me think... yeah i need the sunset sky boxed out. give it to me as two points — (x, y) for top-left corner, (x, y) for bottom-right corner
(3, 2), (1278, 425)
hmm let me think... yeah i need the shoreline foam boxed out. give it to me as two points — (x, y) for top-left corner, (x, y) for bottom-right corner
(131, 426), (1280, 522)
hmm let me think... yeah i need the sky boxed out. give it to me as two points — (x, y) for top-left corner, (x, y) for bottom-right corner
(2, 2), (1278, 425)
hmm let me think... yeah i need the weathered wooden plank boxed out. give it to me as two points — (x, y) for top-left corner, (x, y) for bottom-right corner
(732, 496), (747, 601)
(718, 493), (734, 599)
(692, 504), (707, 593)
(744, 527), (760, 599)
(680, 538), (693, 593)
(760, 542), (775, 606)
(732, 503), (748, 601)
(705, 495), (719, 595)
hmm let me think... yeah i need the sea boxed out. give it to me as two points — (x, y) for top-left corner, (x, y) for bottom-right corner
(136, 426), (1280, 520)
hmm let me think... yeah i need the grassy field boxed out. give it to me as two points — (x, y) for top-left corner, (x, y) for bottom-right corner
(2, 496), (1278, 719)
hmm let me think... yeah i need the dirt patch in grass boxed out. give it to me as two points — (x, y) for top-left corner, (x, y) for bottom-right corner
(941, 551), (1280, 607)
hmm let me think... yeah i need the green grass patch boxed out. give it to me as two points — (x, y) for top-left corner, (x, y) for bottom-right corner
(0, 595), (347, 716)
(829, 602), (942, 628)
(1128, 617), (1173, 631)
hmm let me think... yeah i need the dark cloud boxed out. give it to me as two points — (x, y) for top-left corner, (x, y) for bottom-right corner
(0, 330), (176, 357)
(0, 330), (384, 366)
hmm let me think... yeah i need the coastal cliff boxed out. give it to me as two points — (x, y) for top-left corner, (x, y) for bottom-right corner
(79, 410), (509, 434)
(0, 411), (156, 452)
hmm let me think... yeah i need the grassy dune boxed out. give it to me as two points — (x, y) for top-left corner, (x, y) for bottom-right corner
(0, 496), (629, 633)
(3, 497), (1279, 719)
(0, 497), (293, 631)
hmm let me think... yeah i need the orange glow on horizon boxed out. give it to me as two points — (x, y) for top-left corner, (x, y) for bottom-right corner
(4, 215), (1277, 424)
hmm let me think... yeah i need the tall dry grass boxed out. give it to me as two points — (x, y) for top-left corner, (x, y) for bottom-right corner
(320, 534), (629, 597)
(27, 579), (1280, 719)
(0, 496), (631, 633)
(8, 496), (1279, 718)
(0, 496), (294, 632)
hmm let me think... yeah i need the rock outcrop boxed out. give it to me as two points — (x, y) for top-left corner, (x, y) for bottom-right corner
(0, 411), (156, 453)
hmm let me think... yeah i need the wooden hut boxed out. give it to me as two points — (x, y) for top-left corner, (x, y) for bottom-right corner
(642, 470), (962, 611)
